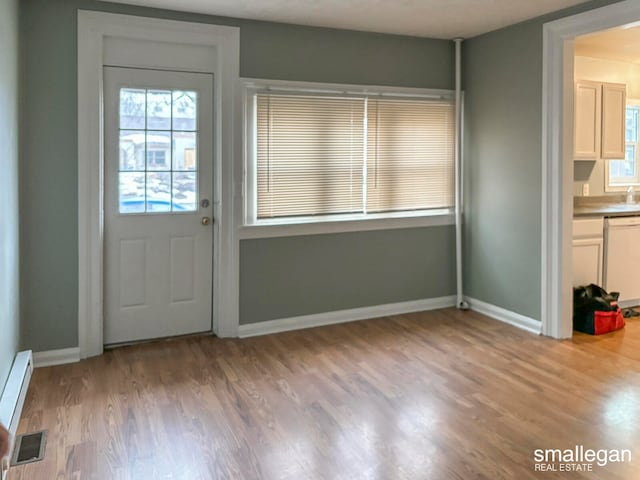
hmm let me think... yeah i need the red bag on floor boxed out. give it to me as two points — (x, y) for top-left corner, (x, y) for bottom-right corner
(573, 284), (625, 335)
(574, 307), (625, 335)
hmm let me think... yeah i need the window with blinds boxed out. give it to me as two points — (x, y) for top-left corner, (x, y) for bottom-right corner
(252, 91), (454, 221)
(367, 98), (455, 213)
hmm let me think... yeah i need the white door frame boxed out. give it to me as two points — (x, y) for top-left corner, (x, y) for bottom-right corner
(78, 11), (241, 358)
(542, 0), (640, 338)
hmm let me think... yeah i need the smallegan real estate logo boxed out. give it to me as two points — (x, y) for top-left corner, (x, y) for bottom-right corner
(533, 445), (632, 472)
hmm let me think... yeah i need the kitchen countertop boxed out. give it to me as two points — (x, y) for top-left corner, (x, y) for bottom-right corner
(573, 196), (640, 217)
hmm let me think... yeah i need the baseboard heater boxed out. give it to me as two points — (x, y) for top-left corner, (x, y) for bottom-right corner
(0, 351), (34, 480)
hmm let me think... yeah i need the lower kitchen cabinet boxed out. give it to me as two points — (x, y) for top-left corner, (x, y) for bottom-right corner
(572, 218), (604, 287)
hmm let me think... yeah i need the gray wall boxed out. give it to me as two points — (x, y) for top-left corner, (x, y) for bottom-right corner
(20, 0), (455, 350)
(463, 0), (622, 321)
(240, 228), (455, 324)
(574, 160), (603, 197)
(0, 0), (20, 392)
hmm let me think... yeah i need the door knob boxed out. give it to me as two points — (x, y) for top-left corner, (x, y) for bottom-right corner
(201, 217), (211, 226)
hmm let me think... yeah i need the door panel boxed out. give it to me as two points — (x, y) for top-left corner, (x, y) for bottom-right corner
(119, 238), (147, 307)
(104, 67), (214, 345)
(170, 236), (196, 302)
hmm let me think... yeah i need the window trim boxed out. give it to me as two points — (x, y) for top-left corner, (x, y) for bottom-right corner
(606, 100), (640, 192)
(238, 210), (455, 239)
(241, 78), (456, 236)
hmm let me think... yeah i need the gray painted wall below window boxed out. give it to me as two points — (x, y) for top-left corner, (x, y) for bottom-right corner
(0, 0), (20, 392)
(20, 0), (455, 351)
(240, 227), (456, 324)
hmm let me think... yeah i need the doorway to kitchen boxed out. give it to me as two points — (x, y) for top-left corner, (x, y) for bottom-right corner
(542, 0), (640, 339)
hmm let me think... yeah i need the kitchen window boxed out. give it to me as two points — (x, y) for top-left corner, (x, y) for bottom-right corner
(243, 81), (455, 230)
(607, 103), (640, 189)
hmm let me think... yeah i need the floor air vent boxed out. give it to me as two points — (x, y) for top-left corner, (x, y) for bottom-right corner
(11, 430), (47, 466)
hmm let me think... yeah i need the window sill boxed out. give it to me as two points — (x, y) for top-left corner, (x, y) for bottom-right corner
(238, 209), (455, 239)
(605, 182), (640, 193)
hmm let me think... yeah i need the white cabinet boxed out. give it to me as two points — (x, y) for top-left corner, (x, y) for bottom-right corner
(601, 83), (626, 159)
(574, 81), (626, 160)
(575, 81), (601, 160)
(573, 238), (603, 287)
(572, 218), (604, 287)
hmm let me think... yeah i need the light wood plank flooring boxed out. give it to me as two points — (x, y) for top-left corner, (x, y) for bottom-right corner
(9, 309), (640, 479)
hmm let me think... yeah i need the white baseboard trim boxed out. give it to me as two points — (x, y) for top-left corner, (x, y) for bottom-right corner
(33, 347), (80, 368)
(0, 351), (33, 480)
(618, 299), (639, 309)
(465, 297), (542, 335)
(238, 295), (457, 338)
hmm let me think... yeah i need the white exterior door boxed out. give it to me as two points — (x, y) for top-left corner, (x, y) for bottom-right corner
(104, 67), (214, 345)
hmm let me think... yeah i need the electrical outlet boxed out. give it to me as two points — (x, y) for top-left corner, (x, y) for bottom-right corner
(582, 183), (590, 196)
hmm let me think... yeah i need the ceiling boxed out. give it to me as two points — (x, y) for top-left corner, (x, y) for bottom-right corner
(576, 25), (640, 64)
(102, 0), (590, 39)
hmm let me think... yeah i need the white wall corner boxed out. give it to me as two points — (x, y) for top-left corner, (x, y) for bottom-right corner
(465, 297), (542, 335)
(33, 348), (80, 368)
(238, 296), (457, 338)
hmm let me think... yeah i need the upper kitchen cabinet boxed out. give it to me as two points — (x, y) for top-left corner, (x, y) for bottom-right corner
(575, 81), (601, 160)
(574, 80), (626, 161)
(601, 83), (626, 159)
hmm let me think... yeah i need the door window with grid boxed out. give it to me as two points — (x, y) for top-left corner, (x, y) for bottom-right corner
(118, 88), (199, 213)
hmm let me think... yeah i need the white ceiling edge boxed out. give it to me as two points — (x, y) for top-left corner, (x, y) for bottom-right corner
(100, 0), (591, 39)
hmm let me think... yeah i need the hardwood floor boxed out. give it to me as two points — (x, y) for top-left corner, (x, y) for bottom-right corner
(9, 309), (640, 479)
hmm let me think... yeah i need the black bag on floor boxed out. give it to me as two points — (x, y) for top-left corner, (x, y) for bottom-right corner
(573, 284), (624, 335)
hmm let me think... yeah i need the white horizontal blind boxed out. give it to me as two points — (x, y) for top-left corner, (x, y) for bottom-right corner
(254, 92), (454, 220)
(366, 98), (455, 213)
(256, 94), (365, 218)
